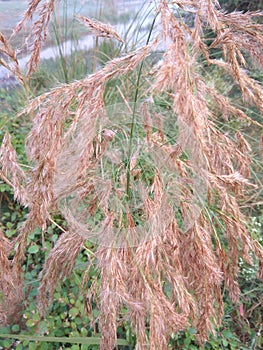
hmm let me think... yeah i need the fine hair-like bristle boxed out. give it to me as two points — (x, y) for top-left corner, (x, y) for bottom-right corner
(0, 0), (262, 347)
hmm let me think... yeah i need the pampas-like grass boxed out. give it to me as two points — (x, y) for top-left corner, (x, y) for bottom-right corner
(0, 229), (23, 326)
(77, 15), (124, 43)
(0, 32), (26, 87)
(12, 0), (56, 76)
(38, 230), (85, 315)
(0, 0), (263, 348)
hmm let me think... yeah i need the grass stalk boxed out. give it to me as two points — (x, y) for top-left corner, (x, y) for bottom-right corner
(125, 13), (158, 199)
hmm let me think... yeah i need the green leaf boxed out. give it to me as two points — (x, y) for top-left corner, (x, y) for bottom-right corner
(28, 245), (39, 254)
(80, 345), (90, 350)
(80, 328), (88, 337)
(3, 340), (12, 348)
(229, 340), (239, 348)
(29, 342), (37, 350)
(222, 329), (233, 339)
(69, 307), (79, 318)
(6, 222), (13, 229)
(71, 345), (80, 350)
(39, 343), (49, 350)
(11, 324), (20, 332)
(11, 212), (17, 221)
(39, 320), (48, 335)
(222, 338), (228, 347)
(74, 317), (82, 325)
(32, 313), (40, 322)
(26, 319), (36, 327)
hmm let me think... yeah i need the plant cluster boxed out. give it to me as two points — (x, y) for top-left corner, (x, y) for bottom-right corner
(0, 0), (263, 349)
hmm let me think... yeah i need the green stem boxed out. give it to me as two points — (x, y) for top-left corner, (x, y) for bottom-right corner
(52, 8), (68, 83)
(125, 14), (157, 199)
(93, 36), (99, 73)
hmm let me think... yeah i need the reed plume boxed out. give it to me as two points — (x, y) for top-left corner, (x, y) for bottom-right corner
(0, 0), (263, 348)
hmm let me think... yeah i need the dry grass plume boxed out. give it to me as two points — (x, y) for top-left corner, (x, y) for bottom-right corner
(0, 0), (263, 348)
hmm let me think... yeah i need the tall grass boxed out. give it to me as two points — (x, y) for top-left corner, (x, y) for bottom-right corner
(0, 0), (263, 349)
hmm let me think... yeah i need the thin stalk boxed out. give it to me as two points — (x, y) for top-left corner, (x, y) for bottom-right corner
(122, 0), (149, 50)
(93, 2), (103, 73)
(52, 7), (69, 83)
(125, 14), (157, 199)
(93, 36), (99, 72)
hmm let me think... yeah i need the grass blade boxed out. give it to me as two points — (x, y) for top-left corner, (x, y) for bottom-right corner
(0, 334), (130, 345)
